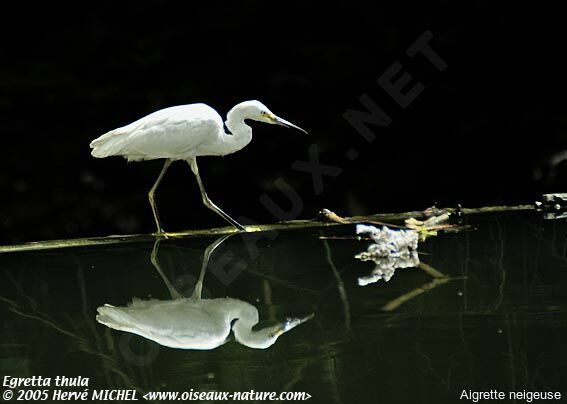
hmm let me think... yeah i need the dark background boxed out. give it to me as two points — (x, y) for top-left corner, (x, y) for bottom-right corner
(1, 2), (566, 243)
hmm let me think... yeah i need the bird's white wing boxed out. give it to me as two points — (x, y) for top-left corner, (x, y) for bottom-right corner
(96, 299), (230, 350)
(90, 104), (224, 161)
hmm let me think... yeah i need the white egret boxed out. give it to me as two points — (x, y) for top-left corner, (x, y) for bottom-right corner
(96, 235), (314, 350)
(89, 101), (307, 233)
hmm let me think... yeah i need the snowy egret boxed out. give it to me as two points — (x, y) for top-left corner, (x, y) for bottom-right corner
(96, 235), (314, 350)
(90, 101), (307, 233)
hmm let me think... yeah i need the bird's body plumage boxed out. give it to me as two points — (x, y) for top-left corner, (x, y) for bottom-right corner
(90, 103), (228, 161)
(96, 297), (249, 350)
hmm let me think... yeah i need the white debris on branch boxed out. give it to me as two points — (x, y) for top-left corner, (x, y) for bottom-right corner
(355, 224), (420, 286)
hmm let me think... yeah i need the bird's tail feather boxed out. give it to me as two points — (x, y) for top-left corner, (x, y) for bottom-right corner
(96, 304), (138, 331)
(90, 130), (128, 158)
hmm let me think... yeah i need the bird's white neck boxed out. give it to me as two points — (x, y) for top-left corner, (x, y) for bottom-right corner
(223, 106), (253, 155)
(228, 301), (277, 349)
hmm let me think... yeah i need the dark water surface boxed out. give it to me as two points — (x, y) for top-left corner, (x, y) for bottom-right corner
(1, 211), (566, 403)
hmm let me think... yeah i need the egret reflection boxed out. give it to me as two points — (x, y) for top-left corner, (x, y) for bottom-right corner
(96, 235), (313, 350)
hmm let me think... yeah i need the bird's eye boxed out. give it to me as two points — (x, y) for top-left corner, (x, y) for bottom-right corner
(260, 111), (267, 116)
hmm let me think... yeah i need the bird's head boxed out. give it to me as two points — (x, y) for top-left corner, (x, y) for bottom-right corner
(233, 100), (308, 134)
(233, 313), (315, 349)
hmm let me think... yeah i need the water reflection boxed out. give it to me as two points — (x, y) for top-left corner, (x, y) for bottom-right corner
(2, 213), (566, 401)
(96, 235), (314, 350)
(354, 224), (420, 286)
(356, 251), (420, 286)
(351, 224), (461, 312)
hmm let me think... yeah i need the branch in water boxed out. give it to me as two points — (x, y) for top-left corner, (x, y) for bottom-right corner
(0, 204), (534, 254)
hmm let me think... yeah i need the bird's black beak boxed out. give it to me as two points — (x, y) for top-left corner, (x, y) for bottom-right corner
(273, 116), (308, 134)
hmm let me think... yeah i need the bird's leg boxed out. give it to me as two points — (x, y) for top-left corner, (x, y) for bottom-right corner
(191, 233), (234, 300)
(150, 239), (183, 299)
(188, 158), (245, 231)
(149, 159), (172, 234)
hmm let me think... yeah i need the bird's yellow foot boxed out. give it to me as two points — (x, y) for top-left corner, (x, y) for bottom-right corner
(154, 229), (170, 239)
